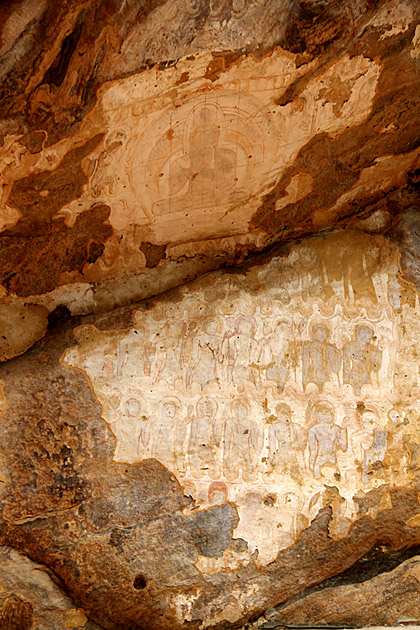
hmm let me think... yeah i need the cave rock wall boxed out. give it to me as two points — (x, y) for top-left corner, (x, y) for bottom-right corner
(1, 228), (420, 629)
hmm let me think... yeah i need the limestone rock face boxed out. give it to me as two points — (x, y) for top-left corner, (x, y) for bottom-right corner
(2, 228), (420, 629)
(0, 0), (419, 358)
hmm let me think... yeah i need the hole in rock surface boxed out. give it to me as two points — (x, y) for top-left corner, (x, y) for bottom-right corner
(133, 574), (147, 590)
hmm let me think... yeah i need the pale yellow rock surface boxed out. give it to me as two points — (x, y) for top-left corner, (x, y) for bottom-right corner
(64, 230), (420, 572)
(0, 304), (48, 362)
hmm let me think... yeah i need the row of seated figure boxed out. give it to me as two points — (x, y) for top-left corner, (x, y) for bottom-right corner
(115, 397), (414, 484)
(104, 318), (384, 395)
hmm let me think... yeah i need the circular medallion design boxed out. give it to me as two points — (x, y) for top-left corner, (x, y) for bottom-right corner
(130, 91), (277, 222)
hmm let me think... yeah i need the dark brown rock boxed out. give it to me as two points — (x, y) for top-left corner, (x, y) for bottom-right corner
(0, 595), (34, 630)
(269, 555), (420, 627)
(0, 546), (102, 630)
(0, 135), (112, 297)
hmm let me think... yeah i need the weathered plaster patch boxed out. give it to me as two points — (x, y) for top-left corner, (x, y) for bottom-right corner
(200, 585), (260, 629)
(63, 230), (420, 584)
(200, 602), (243, 628)
(353, 210), (392, 234)
(407, 513), (420, 528)
(304, 55), (381, 138)
(0, 203), (20, 233)
(169, 590), (200, 623)
(195, 545), (250, 574)
(275, 172), (313, 212)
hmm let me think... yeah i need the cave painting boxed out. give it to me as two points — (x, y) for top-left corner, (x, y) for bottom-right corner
(130, 91), (277, 234)
(343, 325), (382, 394)
(42, 50), (381, 293)
(267, 403), (306, 474)
(151, 102), (245, 216)
(224, 399), (264, 482)
(302, 324), (340, 390)
(308, 402), (347, 480)
(64, 232), (420, 569)
(186, 318), (222, 389)
(188, 397), (221, 479)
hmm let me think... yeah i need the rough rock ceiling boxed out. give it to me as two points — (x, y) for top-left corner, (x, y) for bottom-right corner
(0, 0), (419, 360)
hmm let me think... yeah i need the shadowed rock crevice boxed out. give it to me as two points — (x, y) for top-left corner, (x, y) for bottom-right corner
(265, 540), (420, 622)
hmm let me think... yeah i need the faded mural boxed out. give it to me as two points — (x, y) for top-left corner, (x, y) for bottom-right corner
(64, 232), (420, 569)
(51, 50), (381, 285)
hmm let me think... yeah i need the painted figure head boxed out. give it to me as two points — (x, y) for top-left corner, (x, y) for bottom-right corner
(208, 481), (229, 506)
(163, 399), (180, 418)
(232, 398), (250, 421)
(313, 324), (329, 343)
(197, 397), (217, 419)
(126, 398), (141, 417)
(314, 402), (334, 424)
(356, 325), (374, 344)
(276, 403), (292, 424)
